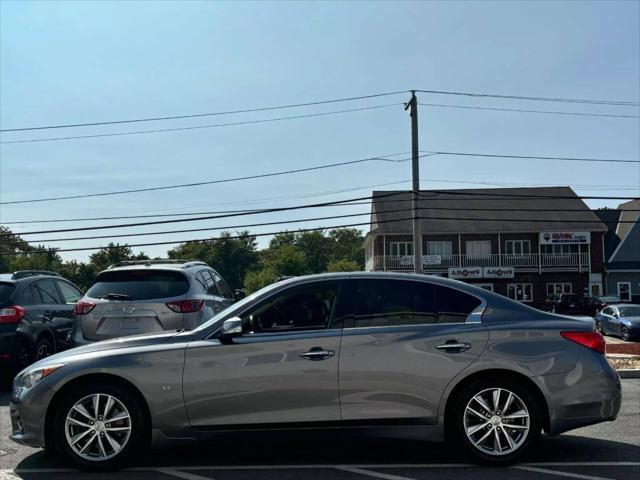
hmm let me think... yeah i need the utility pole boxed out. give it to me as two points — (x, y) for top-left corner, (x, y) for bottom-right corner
(405, 91), (422, 274)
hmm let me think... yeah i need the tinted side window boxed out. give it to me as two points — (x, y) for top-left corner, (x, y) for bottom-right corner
(351, 279), (436, 328)
(202, 271), (220, 296)
(244, 281), (339, 332)
(212, 271), (233, 299)
(34, 280), (63, 304)
(193, 271), (208, 294)
(437, 286), (481, 324)
(0, 283), (16, 302)
(57, 281), (83, 304)
(602, 307), (613, 316)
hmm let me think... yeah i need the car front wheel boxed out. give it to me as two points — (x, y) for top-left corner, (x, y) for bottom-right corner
(450, 378), (541, 465)
(595, 320), (604, 334)
(620, 326), (630, 342)
(53, 382), (147, 470)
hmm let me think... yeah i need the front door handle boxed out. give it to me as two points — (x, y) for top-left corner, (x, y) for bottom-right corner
(299, 347), (335, 361)
(436, 341), (471, 353)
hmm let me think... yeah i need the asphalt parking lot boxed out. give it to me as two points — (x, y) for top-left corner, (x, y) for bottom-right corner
(0, 379), (638, 480)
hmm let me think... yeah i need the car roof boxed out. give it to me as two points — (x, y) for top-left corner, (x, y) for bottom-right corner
(608, 303), (639, 308)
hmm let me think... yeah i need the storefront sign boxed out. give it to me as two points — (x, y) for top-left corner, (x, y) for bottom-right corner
(448, 267), (482, 279)
(423, 255), (442, 266)
(483, 267), (515, 279)
(539, 231), (591, 245)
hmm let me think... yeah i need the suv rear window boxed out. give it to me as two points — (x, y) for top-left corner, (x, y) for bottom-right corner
(0, 283), (16, 302)
(86, 270), (189, 301)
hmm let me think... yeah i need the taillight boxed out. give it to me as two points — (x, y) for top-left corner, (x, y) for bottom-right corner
(74, 301), (96, 315)
(0, 305), (26, 324)
(166, 299), (205, 313)
(561, 331), (605, 354)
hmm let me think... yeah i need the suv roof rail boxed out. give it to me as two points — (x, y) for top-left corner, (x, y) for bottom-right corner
(12, 270), (61, 280)
(181, 261), (208, 268)
(107, 259), (207, 269)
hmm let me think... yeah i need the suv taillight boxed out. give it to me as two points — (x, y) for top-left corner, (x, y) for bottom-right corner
(74, 301), (96, 315)
(166, 299), (204, 313)
(0, 305), (26, 324)
(561, 331), (605, 354)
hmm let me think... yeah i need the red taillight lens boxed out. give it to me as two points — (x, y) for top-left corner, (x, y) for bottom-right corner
(74, 301), (96, 315)
(166, 299), (205, 313)
(0, 305), (26, 324)
(561, 331), (605, 354)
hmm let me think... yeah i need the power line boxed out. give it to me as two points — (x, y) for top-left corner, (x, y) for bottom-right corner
(415, 89), (640, 106)
(25, 206), (640, 244)
(0, 91), (408, 132)
(418, 102), (640, 119)
(4, 190), (638, 238)
(0, 153), (426, 205)
(424, 150), (640, 164)
(0, 103), (401, 144)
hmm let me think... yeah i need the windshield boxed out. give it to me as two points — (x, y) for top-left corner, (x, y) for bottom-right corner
(87, 270), (189, 301)
(618, 306), (640, 317)
(602, 296), (620, 302)
(194, 280), (286, 331)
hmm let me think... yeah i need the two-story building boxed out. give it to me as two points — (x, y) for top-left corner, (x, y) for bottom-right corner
(596, 199), (640, 303)
(364, 187), (607, 308)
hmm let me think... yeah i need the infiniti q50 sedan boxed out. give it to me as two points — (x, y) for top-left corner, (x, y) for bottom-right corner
(9, 272), (621, 469)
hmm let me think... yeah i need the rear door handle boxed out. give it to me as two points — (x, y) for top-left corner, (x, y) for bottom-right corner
(436, 342), (471, 353)
(299, 347), (335, 361)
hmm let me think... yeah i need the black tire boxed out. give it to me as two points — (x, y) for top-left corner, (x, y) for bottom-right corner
(34, 337), (54, 362)
(449, 377), (542, 465)
(620, 326), (630, 342)
(595, 320), (604, 335)
(53, 382), (148, 470)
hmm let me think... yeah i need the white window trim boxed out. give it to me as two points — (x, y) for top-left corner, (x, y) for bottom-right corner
(505, 240), (531, 255)
(466, 240), (492, 257)
(390, 241), (413, 257)
(546, 283), (572, 295)
(427, 240), (453, 256)
(617, 282), (632, 302)
(508, 283), (534, 303)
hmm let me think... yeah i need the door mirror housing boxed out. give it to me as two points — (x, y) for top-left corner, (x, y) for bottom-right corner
(219, 317), (243, 341)
(234, 289), (246, 300)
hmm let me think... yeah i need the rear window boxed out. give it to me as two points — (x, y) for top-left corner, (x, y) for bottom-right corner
(86, 270), (189, 301)
(0, 283), (16, 302)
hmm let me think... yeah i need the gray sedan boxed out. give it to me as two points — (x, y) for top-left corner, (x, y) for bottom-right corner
(9, 272), (621, 470)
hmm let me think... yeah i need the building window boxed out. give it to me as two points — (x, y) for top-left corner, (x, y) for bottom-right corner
(466, 240), (491, 257)
(390, 242), (413, 257)
(507, 283), (533, 302)
(546, 283), (572, 295)
(427, 241), (452, 257)
(476, 283), (494, 292)
(541, 244), (588, 254)
(505, 240), (531, 255)
(618, 282), (631, 302)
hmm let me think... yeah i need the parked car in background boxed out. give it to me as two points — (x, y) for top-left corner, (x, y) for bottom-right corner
(595, 303), (640, 341)
(11, 272), (620, 469)
(586, 295), (621, 316)
(70, 260), (235, 345)
(541, 293), (587, 314)
(0, 271), (83, 379)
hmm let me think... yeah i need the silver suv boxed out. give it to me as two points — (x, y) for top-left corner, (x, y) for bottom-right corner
(70, 260), (235, 345)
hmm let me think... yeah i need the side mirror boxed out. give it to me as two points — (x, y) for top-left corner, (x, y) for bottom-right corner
(219, 317), (243, 341)
(234, 289), (246, 300)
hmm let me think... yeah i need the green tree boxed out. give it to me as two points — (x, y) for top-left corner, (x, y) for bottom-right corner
(269, 231), (296, 249)
(0, 226), (32, 272)
(328, 228), (365, 268)
(88, 243), (148, 273)
(58, 260), (98, 291)
(168, 231), (258, 291)
(244, 268), (278, 293)
(327, 258), (359, 272)
(261, 244), (309, 277)
(295, 230), (332, 273)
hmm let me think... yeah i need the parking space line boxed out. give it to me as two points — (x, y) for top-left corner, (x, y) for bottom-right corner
(335, 466), (417, 480)
(155, 468), (214, 480)
(513, 466), (614, 480)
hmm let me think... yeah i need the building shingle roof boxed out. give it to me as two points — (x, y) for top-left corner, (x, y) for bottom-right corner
(370, 186), (607, 234)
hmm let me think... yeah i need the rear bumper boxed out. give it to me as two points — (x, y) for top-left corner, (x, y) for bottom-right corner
(539, 349), (621, 436)
(0, 330), (20, 369)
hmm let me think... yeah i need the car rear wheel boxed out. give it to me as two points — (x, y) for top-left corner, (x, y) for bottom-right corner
(53, 383), (147, 470)
(450, 378), (541, 465)
(620, 326), (630, 342)
(35, 337), (54, 361)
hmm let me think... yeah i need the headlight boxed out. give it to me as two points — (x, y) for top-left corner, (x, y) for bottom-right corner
(18, 364), (65, 389)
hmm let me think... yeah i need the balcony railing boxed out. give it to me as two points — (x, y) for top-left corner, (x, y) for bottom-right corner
(368, 253), (590, 272)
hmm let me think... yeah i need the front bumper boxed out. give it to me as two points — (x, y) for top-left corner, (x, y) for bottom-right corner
(9, 379), (56, 448)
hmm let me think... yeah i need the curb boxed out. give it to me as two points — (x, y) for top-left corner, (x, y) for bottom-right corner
(617, 369), (640, 379)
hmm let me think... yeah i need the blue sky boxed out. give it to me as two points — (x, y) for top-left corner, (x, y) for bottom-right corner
(1, 0), (639, 261)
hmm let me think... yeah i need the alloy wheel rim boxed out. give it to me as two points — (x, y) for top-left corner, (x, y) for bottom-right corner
(64, 393), (132, 462)
(36, 343), (50, 360)
(464, 387), (530, 456)
(621, 327), (629, 341)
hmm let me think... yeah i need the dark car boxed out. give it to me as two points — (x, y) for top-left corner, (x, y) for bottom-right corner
(586, 295), (621, 316)
(595, 304), (640, 341)
(0, 271), (83, 380)
(542, 293), (586, 314)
